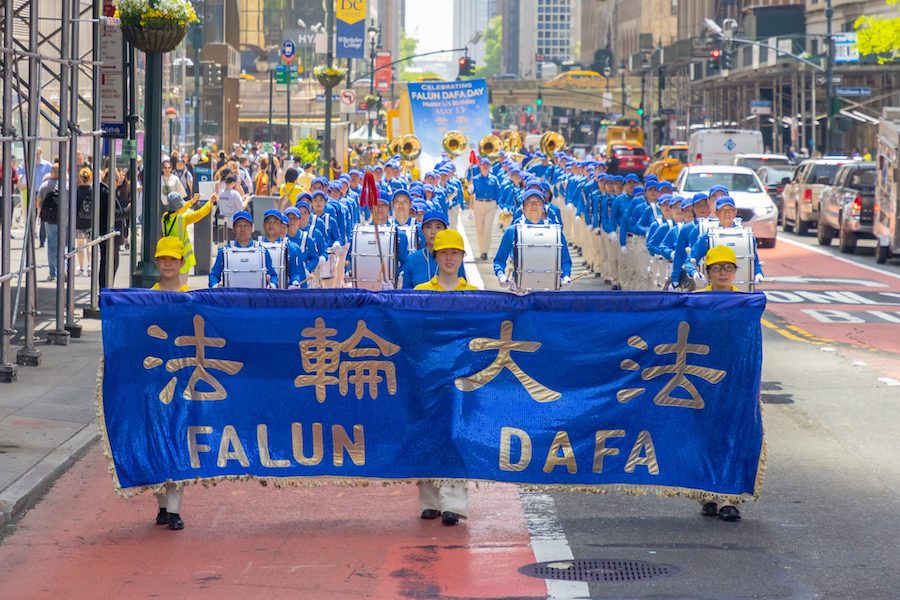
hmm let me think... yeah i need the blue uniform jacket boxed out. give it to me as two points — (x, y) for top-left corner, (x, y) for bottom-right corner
(471, 173), (501, 201)
(611, 193), (634, 246)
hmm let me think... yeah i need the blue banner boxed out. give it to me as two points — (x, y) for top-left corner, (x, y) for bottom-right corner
(406, 79), (492, 171)
(99, 290), (766, 501)
(335, 0), (366, 59)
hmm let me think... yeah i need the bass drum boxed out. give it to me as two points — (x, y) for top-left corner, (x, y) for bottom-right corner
(351, 224), (399, 291)
(397, 224), (419, 254)
(222, 243), (268, 288)
(514, 223), (563, 292)
(705, 226), (757, 292)
(260, 240), (287, 289)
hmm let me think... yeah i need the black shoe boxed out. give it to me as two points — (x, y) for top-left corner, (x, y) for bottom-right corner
(701, 502), (718, 517)
(155, 508), (168, 525)
(611, 284), (621, 290)
(167, 512), (184, 530)
(718, 506), (741, 522)
(421, 509), (441, 520)
(441, 511), (461, 526)
(480, 253), (487, 261)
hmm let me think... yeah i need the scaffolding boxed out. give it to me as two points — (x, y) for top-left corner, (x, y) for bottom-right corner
(0, 0), (125, 382)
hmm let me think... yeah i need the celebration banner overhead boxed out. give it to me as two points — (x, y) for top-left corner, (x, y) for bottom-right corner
(406, 79), (492, 171)
(99, 289), (766, 502)
(336, 0), (366, 59)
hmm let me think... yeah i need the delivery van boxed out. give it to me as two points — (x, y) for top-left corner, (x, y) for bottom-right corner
(688, 129), (764, 166)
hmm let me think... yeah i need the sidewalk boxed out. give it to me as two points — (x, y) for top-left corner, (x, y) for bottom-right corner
(0, 210), (606, 531)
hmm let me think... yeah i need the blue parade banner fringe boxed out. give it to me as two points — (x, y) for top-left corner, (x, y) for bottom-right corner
(98, 289), (766, 501)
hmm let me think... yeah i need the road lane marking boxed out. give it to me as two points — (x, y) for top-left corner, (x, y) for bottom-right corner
(761, 317), (828, 345)
(877, 377), (900, 387)
(767, 276), (889, 288)
(520, 491), (590, 599)
(777, 237), (900, 282)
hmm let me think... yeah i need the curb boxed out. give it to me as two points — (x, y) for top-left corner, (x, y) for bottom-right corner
(0, 425), (100, 530)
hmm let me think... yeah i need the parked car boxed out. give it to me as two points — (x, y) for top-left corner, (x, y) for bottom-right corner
(756, 164), (798, 218)
(646, 144), (688, 182)
(674, 165), (778, 248)
(606, 144), (649, 177)
(781, 158), (849, 235)
(874, 108), (900, 264)
(544, 70), (606, 89)
(817, 162), (876, 253)
(733, 153), (793, 170)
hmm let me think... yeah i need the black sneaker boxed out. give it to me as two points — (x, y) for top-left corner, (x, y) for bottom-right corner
(480, 253), (487, 261)
(167, 512), (184, 530)
(421, 509), (441, 520)
(441, 511), (461, 526)
(155, 508), (168, 525)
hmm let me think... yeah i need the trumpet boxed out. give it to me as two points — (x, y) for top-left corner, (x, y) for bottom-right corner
(442, 130), (468, 157)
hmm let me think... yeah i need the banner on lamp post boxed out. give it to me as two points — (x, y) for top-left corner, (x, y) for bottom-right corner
(336, 0), (366, 59)
(374, 51), (392, 93)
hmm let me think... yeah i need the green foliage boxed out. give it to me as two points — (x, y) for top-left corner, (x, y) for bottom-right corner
(473, 15), (502, 78)
(290, 138), (320, 165)
(399, 28), (420, 80)
(854, 0), (900, 63)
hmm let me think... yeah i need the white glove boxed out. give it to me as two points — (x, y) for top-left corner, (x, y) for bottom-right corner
(668, 251), (675, 260)
(666, 282), (679, 292)
(467, 186), (474, 195)
(289, 280), (301, 289)
(498, 274), (513, 289)
(561, 275), (571, 286)
(692, 271), (704, 283)
(586, 226), (594, 233)
(318, 255), (327, 265)
(267, 282), (278, 289)
(567, 204), (576, 212)
(332, 241), (341, 249)
(754, 273), (764, 284)
(607, 231), (617, 241)
(620, 245), (628, 255)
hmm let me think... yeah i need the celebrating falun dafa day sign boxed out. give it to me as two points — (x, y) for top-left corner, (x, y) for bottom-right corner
(98, 289), (766, 503)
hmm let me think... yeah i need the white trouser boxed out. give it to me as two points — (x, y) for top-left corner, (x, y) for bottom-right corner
(418, 481), (469, 517)
(448, 205), (461, 231)
(155, 484), (183, 514)
(472, 200), (497, 256)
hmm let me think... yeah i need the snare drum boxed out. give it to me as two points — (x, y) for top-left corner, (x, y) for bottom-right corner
(706, 226), (757, 292)
(514, 223), (563, 292)
(260, 239), (287, 289)
(351, 224), (398, 291)
(222, 243), (268, 288)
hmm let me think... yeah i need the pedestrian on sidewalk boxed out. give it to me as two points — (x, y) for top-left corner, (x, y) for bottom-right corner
(149, 236), (191, 529)
(414, 229), (480, 526)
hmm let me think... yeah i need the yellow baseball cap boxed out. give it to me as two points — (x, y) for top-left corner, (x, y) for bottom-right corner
(155, 236), (185, 260)
(705, 245), (737, 266)
(433, 229), (466, 253)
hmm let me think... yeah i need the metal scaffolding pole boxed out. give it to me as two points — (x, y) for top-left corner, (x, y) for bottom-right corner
(87, 0), (102, 317)
(1, 0), (17, 381)
(64, 0), (81, 338)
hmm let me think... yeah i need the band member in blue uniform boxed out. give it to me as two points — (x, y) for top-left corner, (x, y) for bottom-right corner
(469, 157), (501, 260)
(209, 211), (278, 288)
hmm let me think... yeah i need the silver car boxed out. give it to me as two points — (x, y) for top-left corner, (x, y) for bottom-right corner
(674, 165), (778, 248)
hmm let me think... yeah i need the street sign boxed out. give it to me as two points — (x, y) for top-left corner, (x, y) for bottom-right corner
(339, 89), (357, 114)
(751, 99), (772, 116)
(122, 139), (137, 159)
(261, 142), (275, 154)
(833, 33), (859, 64)
(275, 64), (300, 84)
(281, 39), (296, 64)
(100, 1), (125, 138)
(816, 74), (844, 86)
(836, 86), (871, 97)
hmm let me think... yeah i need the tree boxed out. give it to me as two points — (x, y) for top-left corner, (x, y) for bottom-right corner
(290, 138), (320, 167)
(854, 0), (900, 63)
(473, 15), (502, 79)
(398, 28), (420, 80)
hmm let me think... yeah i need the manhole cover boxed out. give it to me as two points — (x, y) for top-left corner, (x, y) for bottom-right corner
(519, 559), (680, 583)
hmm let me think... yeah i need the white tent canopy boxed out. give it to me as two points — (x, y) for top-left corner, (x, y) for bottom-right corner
(348, 124), (386, 143)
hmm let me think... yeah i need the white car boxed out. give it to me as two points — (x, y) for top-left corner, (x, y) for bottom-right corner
(674, 165), (778, 248)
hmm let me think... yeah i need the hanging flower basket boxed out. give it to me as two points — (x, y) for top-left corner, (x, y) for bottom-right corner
(121, 24), (188, 53)
(314, 65), (347, 88)
(115, 0), (198, 53)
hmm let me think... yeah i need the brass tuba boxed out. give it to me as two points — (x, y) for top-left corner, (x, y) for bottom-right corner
(540, 131), (566, 155)
(500, 130), (524, 153)
(398, 134), (422, 161)
(442, 130), (468, 157)
(388, 136), (404, 157)
(478, 134), (503, 161)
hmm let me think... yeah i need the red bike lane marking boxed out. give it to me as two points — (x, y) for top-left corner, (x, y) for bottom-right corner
(0, 447), (545, 600)
(758, 239), (900, 357)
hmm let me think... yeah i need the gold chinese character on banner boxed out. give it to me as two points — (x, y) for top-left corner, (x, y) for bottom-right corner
(617, 321), (727, 409)
(143, 315), (244, 404)
(294, 318), (401, 402)
(455, 320), (561, 403)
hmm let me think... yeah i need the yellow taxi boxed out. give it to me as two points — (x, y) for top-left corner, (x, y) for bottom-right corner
(544, 70), (606, 89)
(646, 144), (689, 182)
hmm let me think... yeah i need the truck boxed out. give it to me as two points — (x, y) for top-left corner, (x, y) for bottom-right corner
(687, 129), (764, 166)
(606, 125), (644, 148)
(874, 107), (900, 264)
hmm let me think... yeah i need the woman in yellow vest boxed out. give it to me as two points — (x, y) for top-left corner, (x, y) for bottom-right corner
(149, 236), (189, 527)
(161, 191), (217, 284)
(414, 229), (478, 526)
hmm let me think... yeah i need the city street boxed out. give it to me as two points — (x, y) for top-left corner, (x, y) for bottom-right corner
(1, 217), (899, 600)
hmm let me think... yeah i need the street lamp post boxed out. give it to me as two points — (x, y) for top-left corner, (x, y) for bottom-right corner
(367, 23), (379, 144)
(619, 61), (626, 117)
(166, 107), (177, 154)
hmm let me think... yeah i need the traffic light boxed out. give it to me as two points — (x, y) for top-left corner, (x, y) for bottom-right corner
(458, 56), (475, 77)
(536, 91), (543, 107)
(708, 48), (721, 71)
(722, 50), (733, 70)
(636, 105), (644, 117)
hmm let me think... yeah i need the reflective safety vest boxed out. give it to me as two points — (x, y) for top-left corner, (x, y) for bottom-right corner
(161, 200), (213, 274)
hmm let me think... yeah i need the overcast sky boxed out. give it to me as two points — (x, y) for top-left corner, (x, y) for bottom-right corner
(404, 1), (453, 55)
